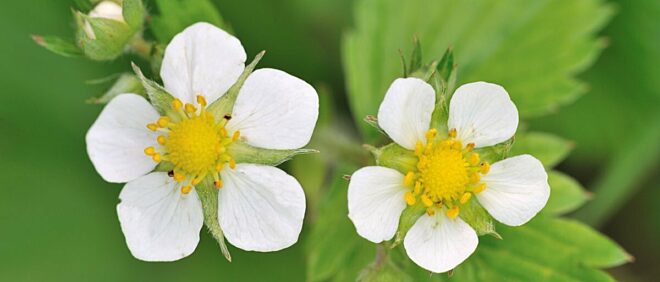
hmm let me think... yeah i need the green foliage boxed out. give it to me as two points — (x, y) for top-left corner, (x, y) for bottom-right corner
(86, 73), (146, 104)
(150, 0), (226, 43)
(131, 62), (175, 116)
(545, 171), (590, 215)
(306, 163), (374, 282)
(122, 0), (145, 29)
(510, 132), (574, 168)
(343, 0), (614, 142)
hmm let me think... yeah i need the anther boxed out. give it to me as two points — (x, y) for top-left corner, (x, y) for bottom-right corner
(184, 103), (197, 114)
(480, 162), (490, 174)
(426, 208), (435, 216)
(414, 141), (424, 156)
(196, 95), (207, 107)
(173, 172), (186, 182)
(157, 135), (167, 145)
(156, 116), (170, 127)
(146, 123), (158, 131)
(452, 140), (462, 150)
(229, 159), (236, 169)
(152, 154), (162, 162)
(473, 183), (487, 194)
(220, 128), (228, 137)
(466, 143), (475, 151)
(404, 192), (416, 205)
(414, 181), (422, 194)
(421, 194), (433, 207)
(192, 177), (203, 186)
(181, 185), (192, 194)
(448, 128), (457, 138)
(232, 130), (241, 141)
(172, 99), (183, 110)
(425, 128), (438, 141)
(215, 163), (224, 172)
(446, 206), (460, 219)
(144, 146), (156, 156)
(460, 192), (472, 204)
(469, 153), (480, 165)
(214, 180), (223, 189)
(404, 172), (415, 186)
(470, 172), (481, 183)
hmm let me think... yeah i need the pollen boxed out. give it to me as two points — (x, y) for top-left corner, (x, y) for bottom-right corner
(402, 128), (491, 219)
(143, 95), (237, 195)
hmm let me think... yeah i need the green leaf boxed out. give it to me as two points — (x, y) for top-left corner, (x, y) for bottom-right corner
(227, 140), (318, 166)
(31, 35), (82, 58)
(306, 162), (375, 282)
(509, 132), (574, 168)
(207, 51), (265, 121)
(406, 217), (629, 281)
(131, 62), (175, 116)
(195, 177), (232, 261)
(86, 73), (146, 104)
(544, 171), (590, 215)
(150, 0), (225, 43)
(343, 0), (613, 142)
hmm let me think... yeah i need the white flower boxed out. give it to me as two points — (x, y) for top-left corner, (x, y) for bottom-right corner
(86, 22), (318, 261)
(348, 78), (549, 273)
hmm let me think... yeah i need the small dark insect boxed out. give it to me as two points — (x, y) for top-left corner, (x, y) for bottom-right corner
(223, 114), (232, 120)
(167, 170), (174, 177)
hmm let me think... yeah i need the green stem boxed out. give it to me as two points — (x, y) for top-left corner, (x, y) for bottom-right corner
(573, 112), (660, 227)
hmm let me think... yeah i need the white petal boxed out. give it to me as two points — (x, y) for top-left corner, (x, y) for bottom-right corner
(160, 22), (246, 104)
(226, 68), (319, 150)
(403, 212), (478, 273)
(448, 82), (519, 148)
(86, 94), (159, 183)
(218, 164), (306, 251)
(377, 78), (435, 150)
(477, 155), (550, 226)
(348, 166), (408, 243)
(117, 172), (204, 261)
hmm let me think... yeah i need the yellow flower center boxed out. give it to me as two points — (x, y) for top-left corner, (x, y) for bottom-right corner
(143, 95), (239, 194)
(403, 128), (490, 219)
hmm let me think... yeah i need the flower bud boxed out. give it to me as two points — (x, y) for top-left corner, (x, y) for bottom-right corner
(75, 0), (145, 61)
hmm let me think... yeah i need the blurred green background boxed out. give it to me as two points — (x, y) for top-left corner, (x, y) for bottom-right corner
(0, 0), (657, 281)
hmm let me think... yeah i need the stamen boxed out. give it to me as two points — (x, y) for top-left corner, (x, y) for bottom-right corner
(466, 143), (475, 151)
(468, 153), (480, 165)
(157, 135), (167, 145)
(232, 130), (241, 141)
(196, 95), (207, 107)
(404, 192), (416, 205)
(172, 99), (183, 110)
(446, 206), (459, 219)
(214, 180), (223, 189)
(469, 172), (481, 183)
(414, 181), (422, 194)
(403, 172), (415, 186)
(173, 172), (186, 182)
(459, 192), (472, 204)
(421, 194), (433, 207)
(152, 154), (161, 162)
(426, 208), (435, 216)
(156, 116), (170, 127)
(181, 185), (192, 194)
(415, 141), (423, 156)
(146, 123), (158, 131)
(480, 162), (490, 174)
(229, 159), (236, 169)
(184, 103), (197, 115)
(473, 183), (487, 194)
(425, 128), (438, 141)
(144, 146), (156, 156)
(448, 128), (457, 138)
(215, 163), (224, 172)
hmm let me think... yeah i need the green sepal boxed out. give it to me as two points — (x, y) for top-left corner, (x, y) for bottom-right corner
(392, 203), (425, 247)
(460, 199), (500, 238)
(31, 35), (82, 58)
(195, 177), (232, 261)
(407, 37), (422, 74)
(434, 47), (457, 98)
(509, 132), (574, 168)
(86, 73), (146, 104)
(374, 143), (417, 175)
(131, 62), (177, 118)
(474, 138), (514, 164)
(74, 11), (134, 61)
(227, 140), (318, 166)
(362, 115), (385, 135)
(429, 97), (449, 138)
(122, 0), (145, 30)
(207, 51), (265, 121)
